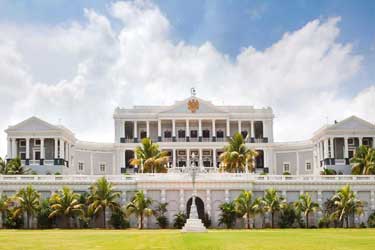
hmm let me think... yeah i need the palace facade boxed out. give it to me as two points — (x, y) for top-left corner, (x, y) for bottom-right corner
(4, 95), (375, 176)
(2, 94), (375, 228)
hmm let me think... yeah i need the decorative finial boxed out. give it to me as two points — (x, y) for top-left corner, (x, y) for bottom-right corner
(191, 87), (197, 97)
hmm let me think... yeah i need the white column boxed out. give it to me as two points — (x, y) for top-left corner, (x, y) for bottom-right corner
(146, 121), (150, 138)
(370, 191), (375, 210)
(172, 119), (176, 138)
(324, 139), (329, 159)
(212, 119), (216, 137)
(199, 148), (203, 167)
(206, 189), (211, 217)
(161, 190), (166, 204)
(373, 137), (375, 148)
(226, 119), (230, 137)
(225, 189), (229, 202)
(316, 144), (320, 163)
(238, 120), (242, 133)
(320, 141), (324, 161)
(344, 137), (349, 158)
(179, 189), (185, 211)
(186, 148), (190, 167)
(158, 119), (161, 138)
(133, 121), (138, 139)
(54, 138), (58, 159)
(213, 148), (216, 168)
(90, 152), (94, 175)
(359, 136), (363, 145)
(26, 138), (30, 160)
(11, 138), (17, 159)
(251, 121), (255, 138)
(40, 138), (45, 159)
(198, 119), (202, 138)
(60, 139), (65, 160)
(7, 138), (11, 159)
(186, 119), (190, 137)
(121, 120), (125, 138)
(172, 148), (176, 168)
(330, 137), (335, 159)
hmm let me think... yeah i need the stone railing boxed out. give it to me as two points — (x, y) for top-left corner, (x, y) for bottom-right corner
(1, 174), (375, 183)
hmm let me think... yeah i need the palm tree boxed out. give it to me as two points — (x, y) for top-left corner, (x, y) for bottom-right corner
(13, 185), (40, 228)
(351, 145), (375, 175)
(125, 190), (153, 229)
(234, 190), (259, 229)
(0, 157), (30, 175)
(331, 185), (364, 228)
(294, 192), (320, 228)
(218, 201), (237, 229)
(130, 138), (169, 173)
(88, 177), (121, 228)
(0, 195), (9, 228)
(49, 187), (84, 228)
(219, 132), (258, 173)
(262, 188), (286, 228)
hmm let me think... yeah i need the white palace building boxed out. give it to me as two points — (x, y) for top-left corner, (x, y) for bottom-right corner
(2, 93), (375, 228)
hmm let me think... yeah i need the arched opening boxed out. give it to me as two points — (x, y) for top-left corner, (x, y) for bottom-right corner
(186, 196), (205, 220)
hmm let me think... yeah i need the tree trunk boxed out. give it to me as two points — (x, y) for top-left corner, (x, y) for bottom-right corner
(271, 212), (274, 228)
(140, 214), (144, 229)
(346, 216), (349, 228)
(103, 207), (106, 229)
(306, 212), (309, 228)
(247, 215), (250, 229)
(27, 212), (30, 229)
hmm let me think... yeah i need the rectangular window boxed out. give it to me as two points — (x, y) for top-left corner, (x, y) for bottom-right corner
(34, 139), (41, 146)
(348, 138), (354, 145)
(305, 161), (312, 171)
(283, 162), (290, 172)
(216, 130), (224, 138)
(19, 140), (26, 147)
(20, 152), (26, 160)
(178, 130), (186, 138)
(190, 130), (198, 138)
(164, 130), (172, 138)
(99, 163), (106, 172)
(78, 162), (84, 172)
(202, 130), (210, 138)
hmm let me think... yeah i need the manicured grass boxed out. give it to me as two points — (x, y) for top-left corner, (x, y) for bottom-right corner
(0, 229), (374, 250)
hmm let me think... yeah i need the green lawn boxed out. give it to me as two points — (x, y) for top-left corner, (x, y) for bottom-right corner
(0, 229), (374, 250)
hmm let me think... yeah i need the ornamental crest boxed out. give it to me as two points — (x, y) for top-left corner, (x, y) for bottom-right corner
(188, 98), (199, 113)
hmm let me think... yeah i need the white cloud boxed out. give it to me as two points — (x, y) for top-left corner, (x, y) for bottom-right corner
(0, 0), (373, 156)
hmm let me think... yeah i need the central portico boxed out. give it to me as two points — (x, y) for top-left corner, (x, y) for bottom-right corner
(113, 94), (274, 174)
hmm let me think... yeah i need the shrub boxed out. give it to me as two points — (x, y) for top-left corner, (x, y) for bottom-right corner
(156, 215), (169, 229)
(109, 210), (129, 229)
(279, 203), (303, 228)
(173, 212), (186, 229)
(218, 201), (237, 229)
(282, 172), (291, 175)
(3, 210), (23, 229)
(203, 212), (211, 228)
(37, 199), (53, 229)
(318, 215), (331, 228)
(367, 212), (375, 228)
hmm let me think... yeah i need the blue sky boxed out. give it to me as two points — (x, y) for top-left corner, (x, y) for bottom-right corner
(0, 0), (374, 94)
(0, 0), (374, 154)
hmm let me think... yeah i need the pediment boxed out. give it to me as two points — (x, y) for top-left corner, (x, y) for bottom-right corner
(160, 97), (227, 114)
(6, 116), (60, 132)
(328, 116), (375, 131)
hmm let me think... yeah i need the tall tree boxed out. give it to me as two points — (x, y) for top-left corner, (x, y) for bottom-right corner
(331, 185), (363, 228)
(219, 132), (258, 173)
(49, 187), (84, 228)
(88, 177), (121, 228)
(262, 188), (286, 228)
(125, 190), (153, 229)
(294, 192), (320, 228)
(234, 190), (259, 229)
(130, 138), (169, 173)
(13, 185), (40, 228)
(351, 145), (375, 175)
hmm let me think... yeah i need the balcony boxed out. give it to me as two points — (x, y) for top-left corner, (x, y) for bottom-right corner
(119, 136), (269, 143)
